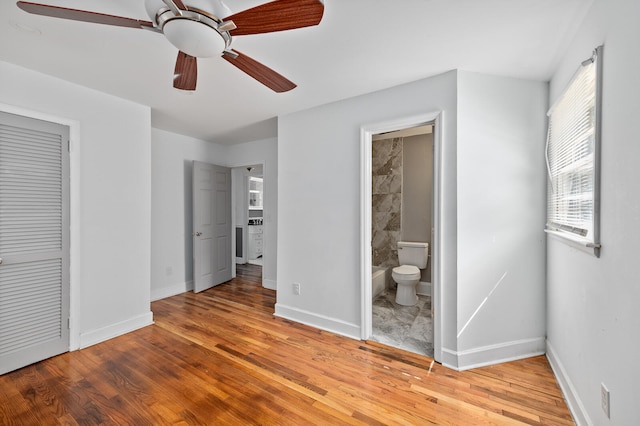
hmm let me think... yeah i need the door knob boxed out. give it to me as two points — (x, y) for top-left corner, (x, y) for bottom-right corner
(193, 232), (202, 236)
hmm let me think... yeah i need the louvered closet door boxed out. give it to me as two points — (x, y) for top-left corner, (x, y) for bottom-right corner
(0, 111), (70, 375)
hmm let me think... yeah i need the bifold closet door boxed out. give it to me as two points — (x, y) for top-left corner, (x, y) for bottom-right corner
(0, 111), (70, 375)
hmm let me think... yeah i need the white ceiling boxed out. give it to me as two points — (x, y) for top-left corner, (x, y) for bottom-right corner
(0, 0), (592, 144)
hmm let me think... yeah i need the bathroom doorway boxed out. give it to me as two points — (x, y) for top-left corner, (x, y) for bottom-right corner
(370, 126), (433, 356)
(360, 112), (443, 362)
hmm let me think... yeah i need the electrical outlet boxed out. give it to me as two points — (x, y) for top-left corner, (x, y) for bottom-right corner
(165, 266), (173, 276)
(292, 282), (301, 295)
(601, 383), (610, 418)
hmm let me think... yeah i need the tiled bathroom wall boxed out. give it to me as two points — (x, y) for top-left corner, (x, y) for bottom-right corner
(372, 137), (403, 269)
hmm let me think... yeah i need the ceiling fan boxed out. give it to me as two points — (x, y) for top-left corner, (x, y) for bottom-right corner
(16, 0), (324, 92)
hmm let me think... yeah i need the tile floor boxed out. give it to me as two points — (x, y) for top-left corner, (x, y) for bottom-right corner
(371, 289), (434, 358)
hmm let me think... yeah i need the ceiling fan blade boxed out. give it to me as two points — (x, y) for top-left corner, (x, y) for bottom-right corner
(225, 0), (324, 36)
(174, 51), (198, 91)
(16, 1), (154, 28)
(223, 50), (296, 93)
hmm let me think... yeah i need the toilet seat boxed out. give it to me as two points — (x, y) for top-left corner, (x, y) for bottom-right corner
(392, 265), (420, 280)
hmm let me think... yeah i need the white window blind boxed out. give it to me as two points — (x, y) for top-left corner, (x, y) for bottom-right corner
(546, 46), (602, 256)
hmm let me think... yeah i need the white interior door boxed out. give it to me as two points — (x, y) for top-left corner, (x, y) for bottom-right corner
(0, 111), (70, 375)
(193, 161), (231, 293)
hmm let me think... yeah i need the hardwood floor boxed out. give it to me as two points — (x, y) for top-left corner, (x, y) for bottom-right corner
(0, 264), (574, 425)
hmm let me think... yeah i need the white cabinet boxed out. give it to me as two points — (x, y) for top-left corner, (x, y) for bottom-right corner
(248, 225), (263, 260)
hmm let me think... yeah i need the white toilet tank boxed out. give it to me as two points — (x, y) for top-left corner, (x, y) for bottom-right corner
(397, 241), (429, 268)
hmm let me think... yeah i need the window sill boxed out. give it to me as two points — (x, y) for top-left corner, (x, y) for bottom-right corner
(545, 229), (601, 257)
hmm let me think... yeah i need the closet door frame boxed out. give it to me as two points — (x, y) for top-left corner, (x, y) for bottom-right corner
(0, 103), (81, 353)
(0, 110), (71, 374)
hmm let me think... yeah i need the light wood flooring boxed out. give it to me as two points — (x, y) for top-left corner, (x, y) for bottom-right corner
(0, 264), (574, 425)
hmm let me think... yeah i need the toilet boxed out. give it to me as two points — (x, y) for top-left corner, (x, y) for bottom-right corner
(392, 241), (429, 306)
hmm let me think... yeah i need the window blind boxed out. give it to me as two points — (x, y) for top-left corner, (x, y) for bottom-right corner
(546, 46), (602, 254)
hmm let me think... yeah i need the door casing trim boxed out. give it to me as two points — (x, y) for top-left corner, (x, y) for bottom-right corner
(360, 111), (444, 362)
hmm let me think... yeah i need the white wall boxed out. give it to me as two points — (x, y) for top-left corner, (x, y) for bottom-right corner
(402, 133), (433, 244)
(546, 0), (640, 424)
(277, 71), (460, 345)
(150, 128), (227, 300)
(403, 133), (434, 283)
(456, 72), (548, 367)
(0, 61), (153, 349)
(150, 130), (278, 299)
(277, 69), (548, 369)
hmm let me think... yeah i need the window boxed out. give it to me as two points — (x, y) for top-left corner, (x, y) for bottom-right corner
(545, 46), (603, 257)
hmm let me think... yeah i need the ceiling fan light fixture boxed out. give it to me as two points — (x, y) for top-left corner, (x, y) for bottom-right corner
(162, 17), (225, 57)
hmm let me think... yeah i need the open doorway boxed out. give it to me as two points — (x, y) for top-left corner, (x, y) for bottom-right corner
(369, 125), (434, 356)
(231, 163), (264, 271)
(360, 112), (443, 362)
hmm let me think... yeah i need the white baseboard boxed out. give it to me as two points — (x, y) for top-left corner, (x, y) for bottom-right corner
(441, 347), (460, 370)
(417, 281), (431, 296)
(274, 303), (361, 340)
(263, 278), (276, 290)
(546, 341), (589, 426)
(79, 311), (154, 349)
(441, 337), (546, 371)
(150, 280), (194, 301)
